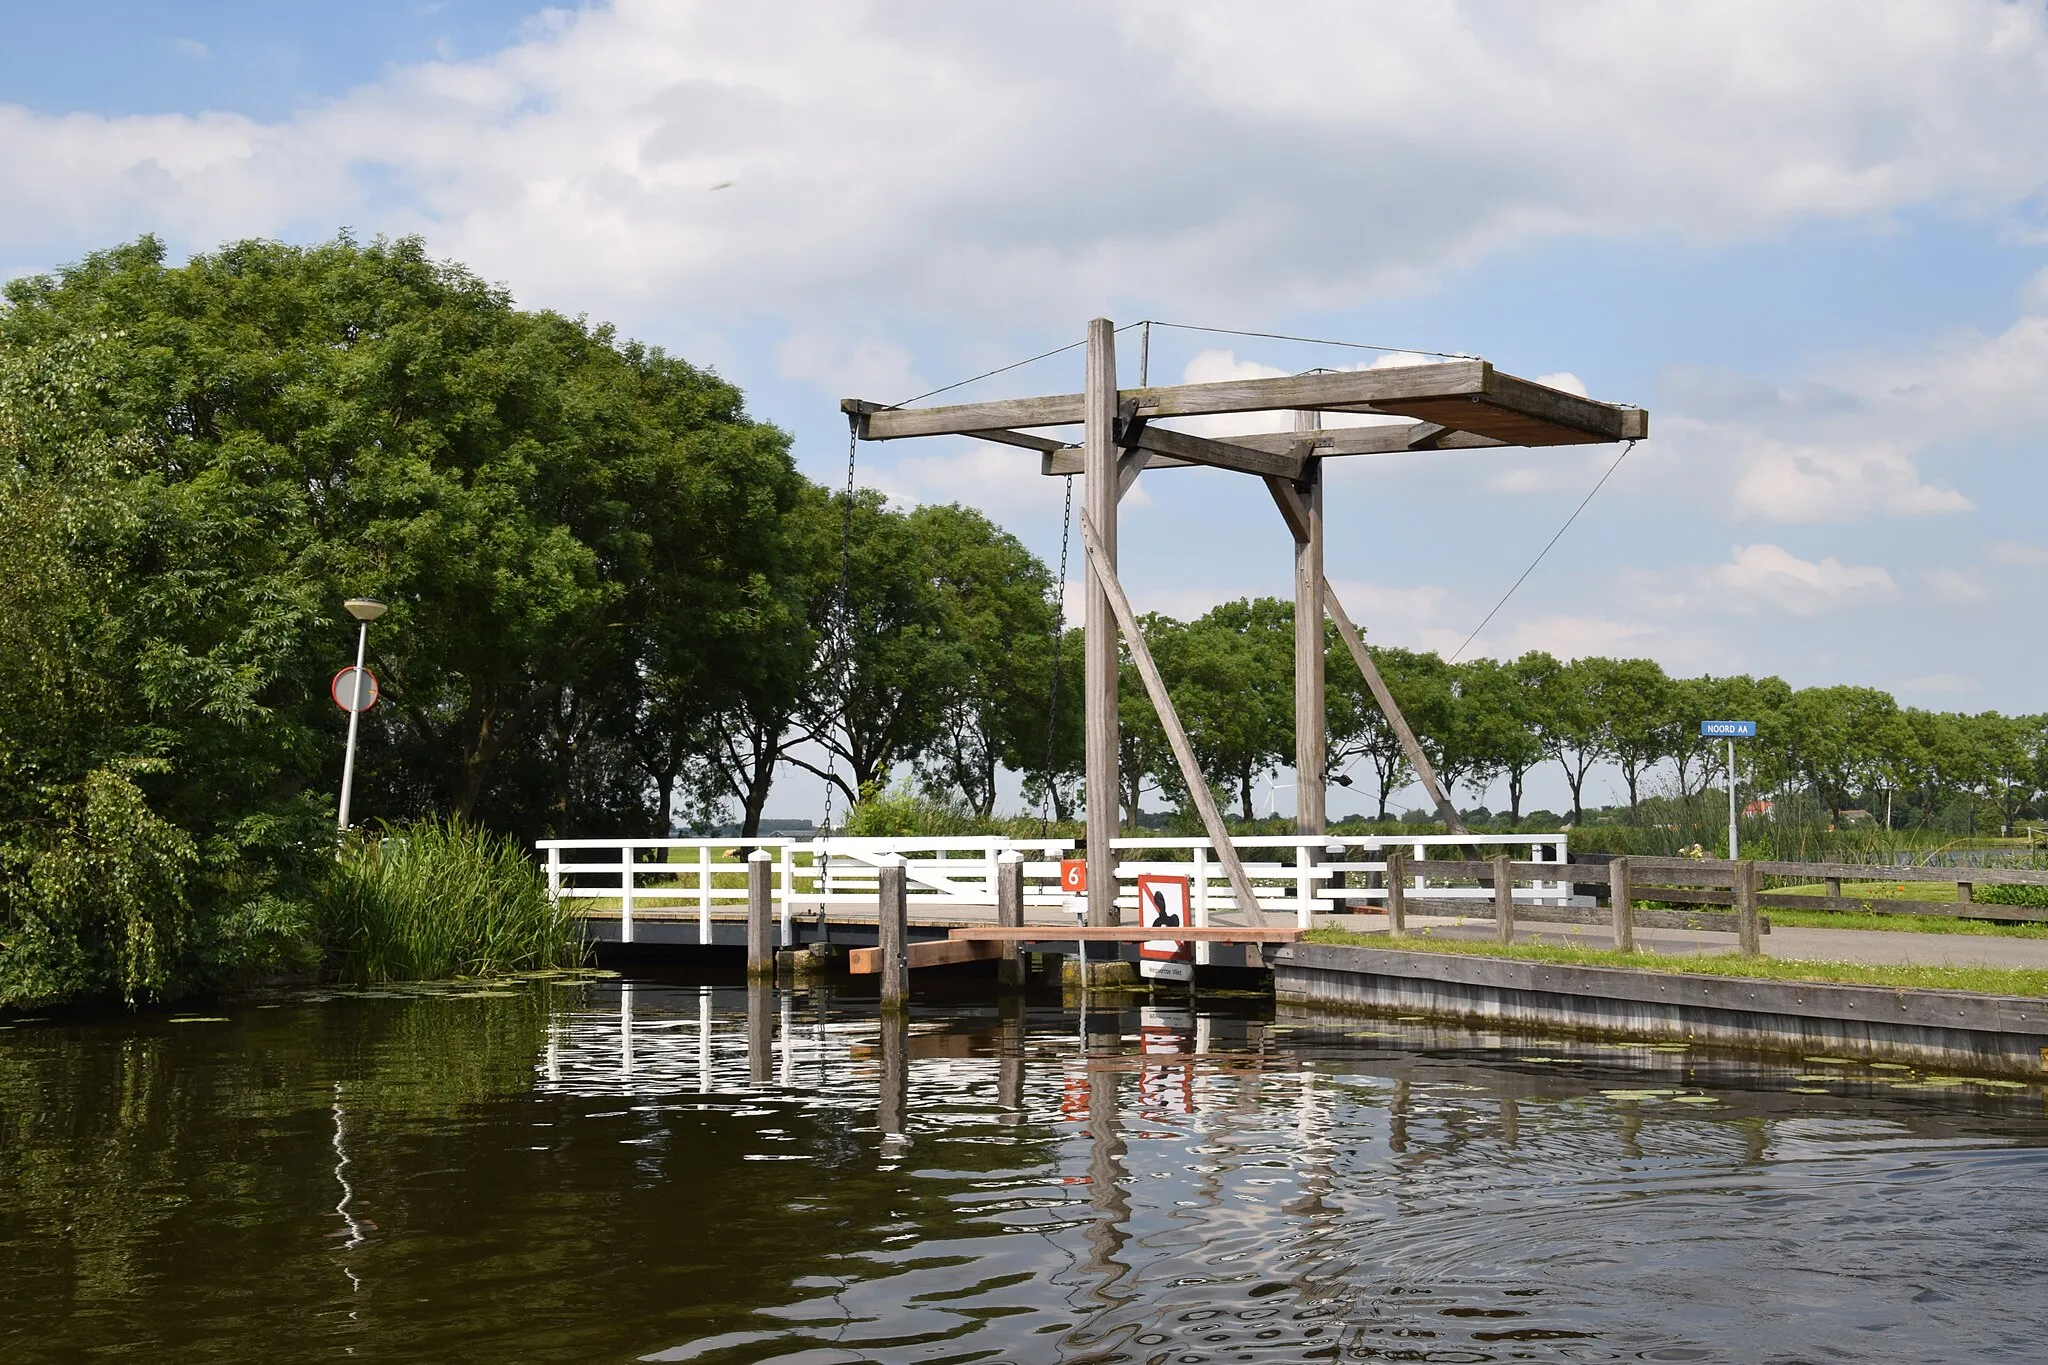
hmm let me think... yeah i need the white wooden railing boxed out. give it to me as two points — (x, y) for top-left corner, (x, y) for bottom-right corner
(537, 831), (1571, 946)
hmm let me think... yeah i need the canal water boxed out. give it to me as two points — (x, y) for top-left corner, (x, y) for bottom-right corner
(4, 974), (2047, 1363)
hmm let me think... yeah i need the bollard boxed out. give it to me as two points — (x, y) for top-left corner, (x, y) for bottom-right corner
(746, 848), (775, 976)
(878, 855), (909, 1011)
(1610, 855), (1634, 952)
(1385, 849), (1407, 936)
(996, 850), (1026, 990)
(1493, 852), (1515, 945)
(878, 1005), (908, 1143)
(746, 978), (772, 1084)
(1735, 859), (1761, 956)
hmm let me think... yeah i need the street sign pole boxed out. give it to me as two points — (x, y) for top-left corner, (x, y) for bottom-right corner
(1728, 736), (1737, 862)
(1701, 721), (1757, 861)
(338, 618), (369, 833)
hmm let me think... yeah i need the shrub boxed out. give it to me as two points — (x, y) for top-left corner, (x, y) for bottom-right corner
(1979, 882), (2048, 909)
(318, 818), (580, 982)
(841, 782), (985, 838)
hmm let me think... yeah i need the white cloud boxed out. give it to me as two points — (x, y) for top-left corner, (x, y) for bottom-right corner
(1987, 538), (2048, 566)
(11, 1), (2048, 333)
(1728, 436), (1972, 522)
(773, 331), (924, 406)
(1923, 566), (1987, 603)
(1707, 543), (1895, 615)
(1533, 371), (1587, 398)
(1898, 671), (1978, 694)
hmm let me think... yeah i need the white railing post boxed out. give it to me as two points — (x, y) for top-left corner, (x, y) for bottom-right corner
(698, 844), (713, 946)
(619, 844), (636, 944)
(780, 844), (796, 932)
(778, 842), (793, 947)
(1296, 838), (1315, 930)
(546, 845), (561, 903)
(1193, 844), (1211, 966)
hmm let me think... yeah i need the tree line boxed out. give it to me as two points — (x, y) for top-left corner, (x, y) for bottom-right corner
(3, 234), (2041, 1004)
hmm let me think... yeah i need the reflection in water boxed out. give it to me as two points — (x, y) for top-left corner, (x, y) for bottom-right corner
(5, 978), (2048, 1363)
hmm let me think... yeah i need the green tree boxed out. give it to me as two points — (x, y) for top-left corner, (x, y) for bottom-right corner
(1782, 685), (1898, 825)
(1154, 598), (1295, 819)
(1594, 658), (1675, 817)
(1537, 656), (1608, 825)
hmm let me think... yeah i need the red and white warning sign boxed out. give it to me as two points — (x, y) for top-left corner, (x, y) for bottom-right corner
(1135, 874), (1194, 983)
(1059, 858), (1087, 893)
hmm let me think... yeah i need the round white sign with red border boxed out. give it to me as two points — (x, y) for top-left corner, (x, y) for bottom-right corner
(331, 666), (380, 713)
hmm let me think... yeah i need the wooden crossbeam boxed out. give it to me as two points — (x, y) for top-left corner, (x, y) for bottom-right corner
(848, 938), (1004, 974)
(1039, 420), (1502, 475)
(846, 361), (1645, 446)
(950, 925), (1304, 943)
(1079, 511), (1268, 926)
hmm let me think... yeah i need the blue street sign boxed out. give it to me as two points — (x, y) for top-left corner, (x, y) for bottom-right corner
(1701, 720), (1757, 738)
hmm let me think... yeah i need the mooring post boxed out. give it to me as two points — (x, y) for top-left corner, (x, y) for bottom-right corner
(1082, 317), (1121, 928)
(1735, 859), (1761, 956)
(1493, 852), (1515, 945)
(746, 848), (774, 977)
(1385, 849), (1407, 936)
(1610, 855), (1634, 951)
(879, 855), (909, 1010)
(996, 850), (1026, 990)
(746, 978), (772, 1085)
(878, 1005), (908, 1144)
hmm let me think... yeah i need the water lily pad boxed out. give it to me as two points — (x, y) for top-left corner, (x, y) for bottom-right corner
(167, 1016), (230, 1024)
(1668, 1095), (1720, 1105)
(1601, 1089), (1680, 1100)
(1803, 1056), (1854, 1065)
(1868, 1062), (1912, 1071)
(1787, 1086), (1829, 1094)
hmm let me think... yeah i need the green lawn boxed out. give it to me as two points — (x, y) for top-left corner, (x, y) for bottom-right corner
(1302, 926), (2048, 997)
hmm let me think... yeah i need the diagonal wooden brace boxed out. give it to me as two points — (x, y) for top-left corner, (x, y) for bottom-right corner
(1079, 511), (1269, 926)
(1321, 578), (1468, 834)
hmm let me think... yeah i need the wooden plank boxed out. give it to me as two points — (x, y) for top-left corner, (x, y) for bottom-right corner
(1079, 509), (1267, 926)
(1398, 899), (1769, 934)
(1294, 411), (1325, 839)
(1751, 860), (2048, 887)
(849, 938), (1006, 974)
(1266, 475), (1311, 542)
(1083, 319), (1121, 927)
(1039, 422), (1502, 475)
(1322, 580), (1467, 834)
(950, 925), (1304, 943)
(1127, 423), (1305, 480)
(1116, 447), (1151, 500)
(964, 428), (1073, 454)
(852, 362), (1646, 446)
(1409, 858), (1588, 880)
(1757, 892), (2048, 922)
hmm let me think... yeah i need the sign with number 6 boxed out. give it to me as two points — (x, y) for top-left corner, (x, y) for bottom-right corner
(1059, 858), (1087, 893)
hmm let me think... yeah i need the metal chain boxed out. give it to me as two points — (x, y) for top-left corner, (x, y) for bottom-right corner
(820, 420), (860, 833)
(1039, 473), (1075, 835)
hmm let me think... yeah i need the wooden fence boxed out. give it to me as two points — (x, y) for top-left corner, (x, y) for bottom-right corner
(1387, 853), (2048, 956)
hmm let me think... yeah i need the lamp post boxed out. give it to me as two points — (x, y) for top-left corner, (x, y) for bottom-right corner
(336, 599), (387, 832)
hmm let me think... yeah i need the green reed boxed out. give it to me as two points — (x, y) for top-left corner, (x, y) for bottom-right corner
(319, 819), (583, 982)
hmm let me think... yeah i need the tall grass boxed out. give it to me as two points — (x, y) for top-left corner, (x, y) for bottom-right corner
(319, 819), (582, 982)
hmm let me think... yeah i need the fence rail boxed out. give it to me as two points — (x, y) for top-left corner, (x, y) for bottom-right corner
(536, 836), (2048, 953)
(535, 832), (1571, 946)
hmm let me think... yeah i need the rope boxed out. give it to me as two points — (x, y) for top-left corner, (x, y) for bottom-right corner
(1448, 439), (1639, 664)
(1038, 473), (1075, 835)
(1144, 320), (1473, 361)
(820, 419), (861, 832)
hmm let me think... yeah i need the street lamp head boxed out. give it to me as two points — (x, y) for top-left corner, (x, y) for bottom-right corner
(343, 598), (388, 623)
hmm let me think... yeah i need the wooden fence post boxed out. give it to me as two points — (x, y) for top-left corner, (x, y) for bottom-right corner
(996, 851), (1025, 990)
(1610, 855), (1634, 951)
(1957, 879), (1975, 905)
(1493, 852), (1515, 945)
(1385, 849), (1407, 937)
(1735, 860), (1761, 956)
(879, 856), (909, 1010)
(746, 849), (774, 976)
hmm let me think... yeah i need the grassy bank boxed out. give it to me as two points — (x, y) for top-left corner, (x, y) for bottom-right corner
(320, 820), (583, 983)
(1301, 926), (2048, 997)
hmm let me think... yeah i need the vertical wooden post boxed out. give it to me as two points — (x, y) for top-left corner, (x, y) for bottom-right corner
(1493, 852), (1515, 945)
(1734, 860), (1761, 956)
(1385, 849), (1407, 936)
(1824, 875), (1841, 900)
(746, 848), (774, 976)
(746, 978), (772, 1084)
(1293, 413), (1325, 837)
(1083, 317), (1121, 927)
(996, 850), (1025, 990)
(1957, 879), (1974, 905)
(1610, 855), (1634, 951)
(878, 1006), (907, 1141)
(878, 855), (910, 1009)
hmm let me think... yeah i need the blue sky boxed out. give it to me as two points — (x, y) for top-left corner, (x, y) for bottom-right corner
(6, 1), (2047, 822)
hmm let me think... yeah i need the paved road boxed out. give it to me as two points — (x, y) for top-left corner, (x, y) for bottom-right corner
(1347, 912), (2048, 970)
